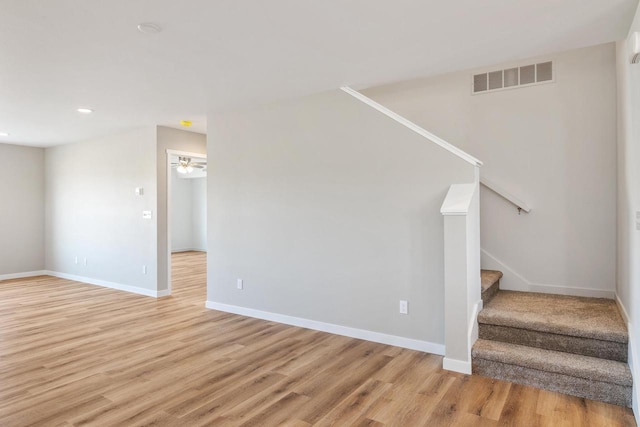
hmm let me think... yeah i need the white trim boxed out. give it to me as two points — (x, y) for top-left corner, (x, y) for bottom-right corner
(481, 249), (615, 299)
(165, 149), (207, 295)
(631, 331), (639, 419)
(0, 270), (46, 281)
(441, 183), (477, 216)
(616, 295), (631, 325)
(445, 298), (482, 376)
(45, 270), (166, 298)
(615, 294), (639, 416)
(157, 289), (171, 298)
(166, 149), (207, 158)
(340, 86), (483, 168)
(205, 301), (444, 355)
(442, 358), (472, 374)
(480, 177), (531, 213)
(171, 248), (207, 253)
(469, 299), (483, 339)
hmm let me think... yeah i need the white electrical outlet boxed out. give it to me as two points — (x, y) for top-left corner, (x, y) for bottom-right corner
(142, 265), (147, 275)
(237, 279), (243, 290)
(636, 211), (640, 231)
(399, 300), (408, 314)
(83, 257), (87, 266)
(75, 256), (78, 265)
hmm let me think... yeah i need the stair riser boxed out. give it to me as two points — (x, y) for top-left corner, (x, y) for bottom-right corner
(473, 358), (632, 407)
(481, 281), (499, 305)
(479, 324), (628, 362)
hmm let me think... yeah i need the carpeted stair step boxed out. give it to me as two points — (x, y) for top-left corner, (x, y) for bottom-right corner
(478, 291), (628, 362)
(481, 269), (502, 305)
(472, 339), (632, 407)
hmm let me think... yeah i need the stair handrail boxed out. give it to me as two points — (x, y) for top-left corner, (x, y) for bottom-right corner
(340, 86), (483, 168)
(480, 177), (531, 213)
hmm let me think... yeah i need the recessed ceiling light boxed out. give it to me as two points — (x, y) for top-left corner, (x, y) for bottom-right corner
(77, 108), (94, 114)
(0, 132), (9, 137)
(137, 23), (162, 34)
(180, 120), (192, 127)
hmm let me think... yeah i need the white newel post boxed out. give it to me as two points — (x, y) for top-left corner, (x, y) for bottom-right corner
(440, 180), (481, 374)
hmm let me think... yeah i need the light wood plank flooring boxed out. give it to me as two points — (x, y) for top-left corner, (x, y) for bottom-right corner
(0, 252), (634, 426)
(170, 251), (207, 306)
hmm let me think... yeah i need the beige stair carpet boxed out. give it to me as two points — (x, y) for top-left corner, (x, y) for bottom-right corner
(473, 339), (632, 407)
(478, 291), (628, 343)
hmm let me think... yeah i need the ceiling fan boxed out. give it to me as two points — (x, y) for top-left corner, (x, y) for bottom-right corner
(171, 156), (206, 174)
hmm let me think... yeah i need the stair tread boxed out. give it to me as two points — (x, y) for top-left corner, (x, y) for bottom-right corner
(478, 291), (628, 343)
(472, 339), (632, 387)
(481, 269), (503, 293)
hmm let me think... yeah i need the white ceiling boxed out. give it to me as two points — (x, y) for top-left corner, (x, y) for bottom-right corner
(1, 0), (637, 147)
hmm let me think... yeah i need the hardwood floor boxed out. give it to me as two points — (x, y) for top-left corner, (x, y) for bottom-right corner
(170, 251), (207, 306)
(0, 251), (635, 426)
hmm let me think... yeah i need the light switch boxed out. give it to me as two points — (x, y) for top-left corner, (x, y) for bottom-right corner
(636, 211), (640, 231)
(143, 210), (152, 219)
(135, 187), (144, 196)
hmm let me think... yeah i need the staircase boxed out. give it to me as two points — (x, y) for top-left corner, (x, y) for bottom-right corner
(473, 270), (632, 407)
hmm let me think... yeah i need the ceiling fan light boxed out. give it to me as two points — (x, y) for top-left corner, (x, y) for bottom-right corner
(186, 166), (194, 173)
(177, 165), (187, 174)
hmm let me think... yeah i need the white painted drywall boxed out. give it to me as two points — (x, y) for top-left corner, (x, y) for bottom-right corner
(157, 126), (206, 291)
(170, 170), (207, 252)
(441, 181), (481, 373)
(191, 177), (207, 251)
(616, 2), (640, 417)
(364, 43), (618, 296)
(171, 169), (193, 252)
(0, 144), (45, 276)
(44, 127), (158, 290)
(207, 90), (476, 345)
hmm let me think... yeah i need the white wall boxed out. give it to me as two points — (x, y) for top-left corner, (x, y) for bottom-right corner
(191, 177), (207, 251)
(171, 170), (207, 252)
(171, 169), (193, 251)
(616, 2), (640, 416)
(364, 43), (618, 297)
(207, 90), (476, 347)
(45, 127), (158, 292)
(157, 126), (206, 291)
(0, 144), (45, 277)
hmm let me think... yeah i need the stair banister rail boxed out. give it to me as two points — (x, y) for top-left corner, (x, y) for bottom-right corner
(480, 177), (531, 214)
(340, 86), (483, 168)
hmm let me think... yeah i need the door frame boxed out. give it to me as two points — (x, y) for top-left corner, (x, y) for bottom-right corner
(165, 148), (207, 294)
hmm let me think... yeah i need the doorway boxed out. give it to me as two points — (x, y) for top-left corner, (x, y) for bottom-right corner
(166, 150), (207, 304)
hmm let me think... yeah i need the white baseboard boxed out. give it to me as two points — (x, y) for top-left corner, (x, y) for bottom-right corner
(157, 289), (171, 297)
(442, 357), (472, 375)
(441, 300), (483, 376)
(171, 248), (206, 253)
(468, 299), (483, 342)
(481, 249), (615, 299)
(616, 294), (639, 417)
(616, 294), (630, 325)
(205, 301), (444, 355)
(0, 270), (47, 281)
(45, 270), (165, 298)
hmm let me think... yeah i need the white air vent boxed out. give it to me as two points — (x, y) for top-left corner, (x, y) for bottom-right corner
(473, 61), (553, 94)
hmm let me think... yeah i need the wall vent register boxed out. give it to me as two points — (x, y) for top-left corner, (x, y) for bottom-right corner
(473, 61), (553, 94)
